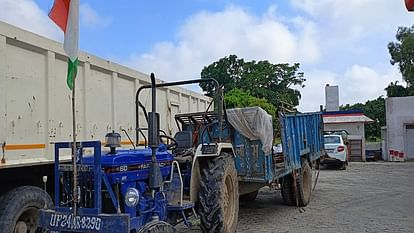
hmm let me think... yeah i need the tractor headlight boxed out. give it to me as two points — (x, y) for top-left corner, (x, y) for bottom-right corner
(124, 188), (140, 207)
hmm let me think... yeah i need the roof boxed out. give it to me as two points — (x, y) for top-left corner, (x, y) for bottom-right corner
(322, 111), (374, 124)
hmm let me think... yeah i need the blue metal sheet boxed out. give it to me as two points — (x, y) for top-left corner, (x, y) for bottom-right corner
(280, 112), (324, 175)
(231, 111), (323, 183)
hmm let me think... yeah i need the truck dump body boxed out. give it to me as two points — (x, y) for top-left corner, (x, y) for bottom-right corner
(0, 21), (211, 169)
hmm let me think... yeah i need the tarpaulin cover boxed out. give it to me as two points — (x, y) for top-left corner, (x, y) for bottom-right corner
(226, 107), (273, 154)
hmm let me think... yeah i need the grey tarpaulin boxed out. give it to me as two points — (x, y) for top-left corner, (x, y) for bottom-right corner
(226, 107), (273, 154)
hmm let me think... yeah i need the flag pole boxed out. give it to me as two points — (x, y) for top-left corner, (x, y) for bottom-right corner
(48, 0), (79, 217)
(71, 70), (78, 216)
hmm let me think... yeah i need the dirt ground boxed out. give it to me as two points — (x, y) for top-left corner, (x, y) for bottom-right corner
(177, 162), (414, 233)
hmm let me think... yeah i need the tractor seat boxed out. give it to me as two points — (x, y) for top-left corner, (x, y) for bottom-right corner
(173, 131), (193, 154)
(173, 131), (194, 163)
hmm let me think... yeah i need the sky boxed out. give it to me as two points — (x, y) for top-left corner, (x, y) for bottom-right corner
(1, 0), (413, 111)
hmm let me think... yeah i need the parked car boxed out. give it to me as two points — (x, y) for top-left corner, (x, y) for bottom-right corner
(322, 134), (348, 170)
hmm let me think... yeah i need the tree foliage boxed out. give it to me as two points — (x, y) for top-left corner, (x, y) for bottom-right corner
(224, 88), (276, 118)
(340, 97), (385, 141)
(385, 81), (410, 97)
(387, 25), (414, 96)
(200, 55), (305, 113)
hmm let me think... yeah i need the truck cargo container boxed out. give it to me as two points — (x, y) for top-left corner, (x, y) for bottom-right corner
(0, 21), (211, 232)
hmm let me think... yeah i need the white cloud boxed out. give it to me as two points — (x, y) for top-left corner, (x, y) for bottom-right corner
(298, 65), (400, 111)
(298, 70), (338, 112)
(1, 1), (405, 112)
(80, 3), (111, 28)
(0, 0), (61, 40)
(125, 6), (320, 82)
(291, 0), (412, 41)
(340, 65), (400, 104)
(126, 3), (407, 111)
(289, 0), (409, 111)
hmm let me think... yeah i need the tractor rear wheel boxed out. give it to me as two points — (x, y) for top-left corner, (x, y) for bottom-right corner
(199, 153), (239, 233)
(296, 159), (312, 207)
(0, 186), (53, 233)
(137, 220), (175, 233)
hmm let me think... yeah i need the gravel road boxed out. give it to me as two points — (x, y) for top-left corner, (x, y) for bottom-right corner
(177, 162), (414, 233)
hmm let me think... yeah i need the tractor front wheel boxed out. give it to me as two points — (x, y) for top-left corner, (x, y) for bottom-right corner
(199, 152), (239, 233)
(137, 220), (175, 233)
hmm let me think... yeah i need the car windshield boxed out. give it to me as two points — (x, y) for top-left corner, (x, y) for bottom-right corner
(324, 136), (341, 144)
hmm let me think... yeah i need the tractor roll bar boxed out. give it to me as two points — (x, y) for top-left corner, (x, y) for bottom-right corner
(135, 77), (222, 146)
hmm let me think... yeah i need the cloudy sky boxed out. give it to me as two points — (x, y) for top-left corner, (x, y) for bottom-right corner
(1, 0), (413, 111)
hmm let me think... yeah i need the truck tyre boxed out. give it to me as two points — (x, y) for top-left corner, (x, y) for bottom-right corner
(0, 186), (53, 233)
(137, 220), (175, 233)
(199, 153), (239, 233)
(296, 159), (312, 207)
(239, 190), (259, 202)
(281, 174), (297, 206)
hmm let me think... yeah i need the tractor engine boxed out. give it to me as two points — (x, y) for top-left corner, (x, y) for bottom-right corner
(56, 140), (175, 228)
(94, 145), (172, 216)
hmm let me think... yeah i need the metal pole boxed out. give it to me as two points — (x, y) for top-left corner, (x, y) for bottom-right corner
(135, 78), (220, 145)
(71, 70), (78, 215)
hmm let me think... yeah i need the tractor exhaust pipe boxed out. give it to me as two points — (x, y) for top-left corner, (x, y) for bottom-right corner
(148, 73), (162, 190)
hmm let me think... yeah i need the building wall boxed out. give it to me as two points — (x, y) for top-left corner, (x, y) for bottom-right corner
(324, 122), (366, 161)
(386, 96), (414, 160)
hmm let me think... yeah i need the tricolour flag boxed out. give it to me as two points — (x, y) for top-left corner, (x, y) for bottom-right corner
(48, 0), (79, 90)
(406, 0), (414, 11)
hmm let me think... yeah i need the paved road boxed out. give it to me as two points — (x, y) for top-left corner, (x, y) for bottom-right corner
(177, 162), (414, 233)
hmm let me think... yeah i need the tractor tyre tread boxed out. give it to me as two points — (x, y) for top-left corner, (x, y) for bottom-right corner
(199, 153), (239, 233)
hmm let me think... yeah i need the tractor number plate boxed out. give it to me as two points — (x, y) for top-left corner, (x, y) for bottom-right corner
(39, 209), (129, 232)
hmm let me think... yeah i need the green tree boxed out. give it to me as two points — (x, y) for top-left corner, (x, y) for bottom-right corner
(387, 25), (414, 96)
(200, 55), (244, 97)
(200, 55), (305, 112)
(385, 81), (410, 97)
(340, 97), (385, 141)
(224, 88), (276, 118)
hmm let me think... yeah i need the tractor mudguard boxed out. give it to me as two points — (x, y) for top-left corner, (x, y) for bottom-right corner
(189, 143), (235, 203)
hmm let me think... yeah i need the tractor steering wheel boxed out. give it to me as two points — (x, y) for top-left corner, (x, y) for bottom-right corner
(159, 135), (178, 151)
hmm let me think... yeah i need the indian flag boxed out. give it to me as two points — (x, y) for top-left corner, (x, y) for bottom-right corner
(406, 0), (414, 11)
(48, 0), (79, 90)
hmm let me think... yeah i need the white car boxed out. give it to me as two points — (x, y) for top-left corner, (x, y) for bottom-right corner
(322, 135), (348, 170)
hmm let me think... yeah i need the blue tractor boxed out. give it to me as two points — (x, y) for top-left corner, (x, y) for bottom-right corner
(39, 73), (325, 233)
(39, 74), (203, 232)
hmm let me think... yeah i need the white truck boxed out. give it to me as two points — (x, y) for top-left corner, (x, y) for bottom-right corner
(0, 21), (211, 232)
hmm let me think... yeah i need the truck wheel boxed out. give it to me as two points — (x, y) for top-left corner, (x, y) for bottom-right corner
(239, 190), (259, 202)
(281, 174), (297, 206)
(0, 186), (53, 233)
(199, 153), (239, 233)
(137, 220), (175, 233)
(296, 159), (312, 207)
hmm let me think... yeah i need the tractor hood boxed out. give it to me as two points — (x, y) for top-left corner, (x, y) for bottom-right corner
(81, 144), (174, 168)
